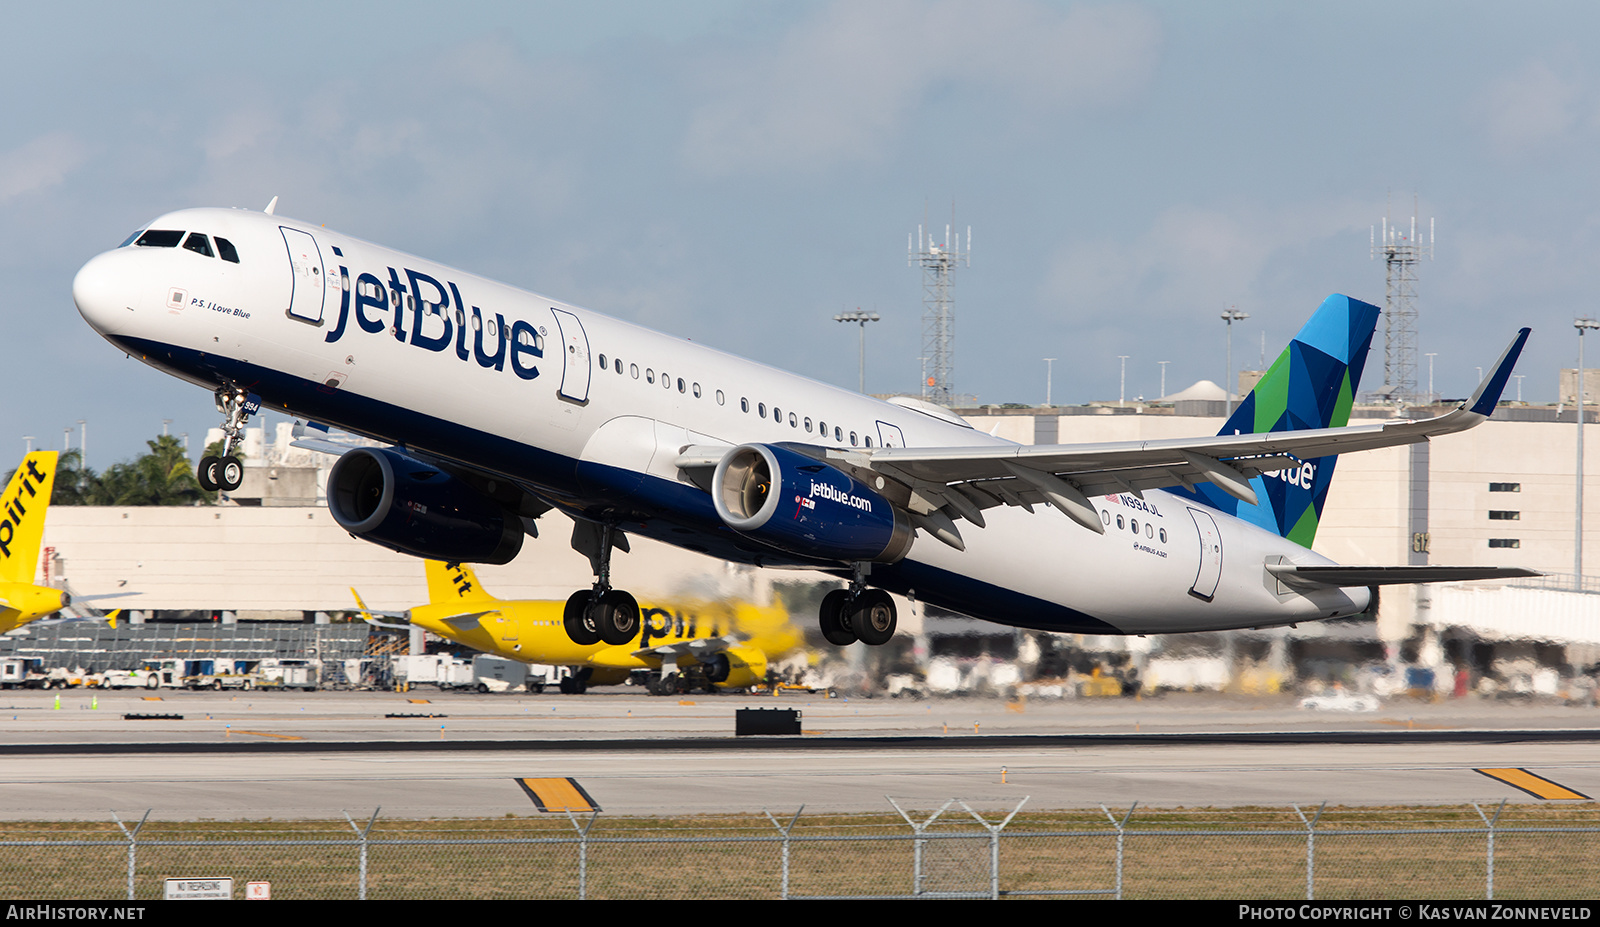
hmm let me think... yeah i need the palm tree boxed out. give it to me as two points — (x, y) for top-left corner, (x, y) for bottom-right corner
(97, 435), (211, 506)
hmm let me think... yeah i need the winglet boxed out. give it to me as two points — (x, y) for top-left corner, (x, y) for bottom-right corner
(350, 587), (374, 622)
(105, 609), (120, 629)
(1466, 328), (1532, 417)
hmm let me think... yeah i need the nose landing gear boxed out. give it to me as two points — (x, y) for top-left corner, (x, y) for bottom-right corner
(561, 520), (642, 647)
(196, 385), (252, 493)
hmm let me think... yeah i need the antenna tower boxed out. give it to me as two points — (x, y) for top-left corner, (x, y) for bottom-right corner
(908, 221), (970, 404)
(1369, 207), (1434, 404)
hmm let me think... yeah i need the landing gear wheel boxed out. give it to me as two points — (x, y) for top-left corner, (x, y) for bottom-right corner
(851, 590), (897, 646)
(218, 456), (244, 492)
(818, 589), (857, 646)
(593, 590), (640, 645)
(563, 591), (601, 645)
(197, 456), (220, 492)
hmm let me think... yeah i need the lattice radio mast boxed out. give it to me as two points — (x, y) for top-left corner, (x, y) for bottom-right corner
(909, 221), (970, 404)
(1369, 207), (1434, 404)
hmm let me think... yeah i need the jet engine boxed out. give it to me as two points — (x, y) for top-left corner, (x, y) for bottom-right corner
(327, 447), (524, 564)
(711, 444), (913, 563)
(703, 645), (768, 690)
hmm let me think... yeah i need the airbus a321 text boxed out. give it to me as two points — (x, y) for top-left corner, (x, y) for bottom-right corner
(72, 205), (1536, 647)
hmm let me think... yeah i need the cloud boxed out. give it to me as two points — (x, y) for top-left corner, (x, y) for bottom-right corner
(680, 0), (1161, 175)
(1472, 60), (1583, 158)
(0, 132), (88, 202)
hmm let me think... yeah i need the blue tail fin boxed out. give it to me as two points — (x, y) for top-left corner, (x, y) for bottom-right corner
(1184, 294), (1380, 547)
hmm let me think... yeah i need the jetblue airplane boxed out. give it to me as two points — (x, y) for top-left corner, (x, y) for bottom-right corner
(72, 205), (1533, 654)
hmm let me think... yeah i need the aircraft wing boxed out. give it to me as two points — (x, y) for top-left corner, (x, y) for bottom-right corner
(632, 635), (743, 660)
(1267, 564), (1541, 589)
(681, 328), (1530, 539)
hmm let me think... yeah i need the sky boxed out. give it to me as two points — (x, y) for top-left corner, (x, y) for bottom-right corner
(5, 0), (1600, 469)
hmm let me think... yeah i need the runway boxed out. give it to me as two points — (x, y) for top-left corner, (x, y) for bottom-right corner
(1, 689), (1596, 819)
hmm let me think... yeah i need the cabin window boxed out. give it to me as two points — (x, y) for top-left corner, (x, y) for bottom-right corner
(1100, 510), (1110, 526)
(849, 432), (858, 446)
(818, 420), (826, 437)
(716, 390), (724, 405)
(693, 383), (702, 398)
(646, 368), (655, 384)
(773, 406), (782, 422)
(663, 373), (672, 390)
(804, 418), (813, 433)
(789, 413), (797, 428)
(1131, 519), (1139, 534)
(864, 436), (872, 447)
(677, 378), (686, 393)
(630, 364), (639, 379)
(1159, 528), (1167, 542)
(598, 354), (607, 369)
(759, 403), (767, 417)
(215, 237), (240, 263)
(454, 308), (464, 326)
(471, 313), (482, 331)
(134, 229), (184, 248)
(741, 398), (749, 413)
(182, 233), (214, 258)
(834, 426), (842, 442)
(1146, 523), (1154, 538)
(1117, 515), (1125, 530)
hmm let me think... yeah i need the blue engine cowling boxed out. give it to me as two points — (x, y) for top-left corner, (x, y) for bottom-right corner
(327, 447), (524, 564)
(711, 444), (913, 563)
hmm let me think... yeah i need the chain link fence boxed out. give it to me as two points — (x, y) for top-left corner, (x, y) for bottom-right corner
(2, 802), (1597, 900)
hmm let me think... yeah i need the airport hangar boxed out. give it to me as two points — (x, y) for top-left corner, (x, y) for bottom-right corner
(19, 395), (1600, 689)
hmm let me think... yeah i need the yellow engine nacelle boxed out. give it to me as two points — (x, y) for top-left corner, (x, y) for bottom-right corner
(703, 645), (768, 690)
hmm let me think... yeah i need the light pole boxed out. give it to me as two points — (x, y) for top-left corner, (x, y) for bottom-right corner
(1117, 355), (1129, 408)
(833, 309), (880, 394)
(76, 420), (86, 470)
(1043, 358), (1056, 407)
(1513, 374), (1525, 403)
(22, 436), (32, 454)
(1158, 360), (1170, 400)
(1221, 307), (1250, 415)
(1576, 318), (1600, 590)
(1425, 353), (1437, 402)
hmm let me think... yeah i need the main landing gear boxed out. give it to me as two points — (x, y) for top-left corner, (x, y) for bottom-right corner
(196, 384), (250, 493)
(818, 564), (897, 647)
(562, 521), (642, 647)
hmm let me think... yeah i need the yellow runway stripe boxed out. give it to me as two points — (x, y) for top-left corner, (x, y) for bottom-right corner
(1475, 768), (1591, 800)
(516, 777), (600, 813)
(231, 730), (305, 741)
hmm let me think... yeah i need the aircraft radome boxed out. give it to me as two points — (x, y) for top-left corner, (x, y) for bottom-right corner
(72, 205), (1536, 648)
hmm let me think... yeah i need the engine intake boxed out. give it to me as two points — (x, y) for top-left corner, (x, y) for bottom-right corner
(711, 444), (912, 563)
(327, 447), (524, 564)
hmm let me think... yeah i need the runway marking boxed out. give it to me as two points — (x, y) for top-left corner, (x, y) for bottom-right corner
(231, 730), (305, 741)
(516, 777), (599, 812)
(1475, 768), (1591, 800)
(1374, 718), (1449, 730)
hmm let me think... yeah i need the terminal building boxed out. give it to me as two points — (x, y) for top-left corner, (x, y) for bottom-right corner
(13, 391), (1600, 696)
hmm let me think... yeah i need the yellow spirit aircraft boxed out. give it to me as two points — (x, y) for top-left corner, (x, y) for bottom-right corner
(353, 561), (805, 693)
(0, 452), (67, 633)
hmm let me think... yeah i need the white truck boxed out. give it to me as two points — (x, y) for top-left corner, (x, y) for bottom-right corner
(255, 658), (320, 691)
(395, 654), (474, 690)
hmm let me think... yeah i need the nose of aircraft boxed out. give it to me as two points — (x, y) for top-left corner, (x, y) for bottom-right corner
(72, 251), (127, 335)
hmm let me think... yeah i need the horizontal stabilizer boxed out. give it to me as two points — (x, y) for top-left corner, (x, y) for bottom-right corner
(1267, 564), (1541, 589)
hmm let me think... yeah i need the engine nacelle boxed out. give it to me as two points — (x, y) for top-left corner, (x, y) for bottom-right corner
(327, 447), (524, 564)
(703, 645), (768, 689)
(711, 444), (913, 563)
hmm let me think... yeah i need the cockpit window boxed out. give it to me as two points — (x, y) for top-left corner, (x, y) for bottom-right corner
(134, 230), (184, 248)
(118, 230), (145, 248)
(182, 233), (214, 258)
(215, 237), (240, 263)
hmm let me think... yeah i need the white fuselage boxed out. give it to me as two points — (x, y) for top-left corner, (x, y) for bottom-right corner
(72, 207), (1365, 635)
